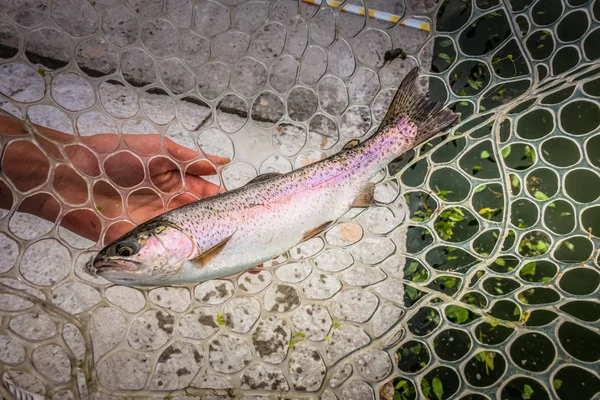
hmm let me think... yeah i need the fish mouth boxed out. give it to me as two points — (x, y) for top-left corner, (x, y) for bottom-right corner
(93, 260), (140, 274)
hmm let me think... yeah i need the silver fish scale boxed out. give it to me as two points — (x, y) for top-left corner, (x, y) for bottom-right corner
(165, 125), (416, 279)
(0, 0), (599, 399)
(166, 159), (360, 278)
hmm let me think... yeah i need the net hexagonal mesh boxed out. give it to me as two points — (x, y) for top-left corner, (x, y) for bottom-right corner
(0, 0), (598, 399)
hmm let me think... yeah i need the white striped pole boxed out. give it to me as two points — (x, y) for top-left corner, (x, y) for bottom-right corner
(301, 0), (431, 32)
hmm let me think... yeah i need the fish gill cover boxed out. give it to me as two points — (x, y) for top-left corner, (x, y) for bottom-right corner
(0, 0), (598, 399)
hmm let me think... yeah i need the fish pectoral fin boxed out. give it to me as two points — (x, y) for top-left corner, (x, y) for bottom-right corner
(342, 139), (361, 150)
(247, 172), (282, 185)
(350, 182), (375, 208)
(189, 233), (234, 269)
(301, 221), (334, 242)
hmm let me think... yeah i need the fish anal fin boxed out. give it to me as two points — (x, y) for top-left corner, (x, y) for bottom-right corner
(350, 183), (375, 208)
(190, 234), (234, 268)
(302, 221), (334, 242)
(248, 172), (282, 185)
(343, 139), (360, 150)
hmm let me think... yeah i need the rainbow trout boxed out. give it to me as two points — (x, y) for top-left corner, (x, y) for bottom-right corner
(90, 67), (459, 286)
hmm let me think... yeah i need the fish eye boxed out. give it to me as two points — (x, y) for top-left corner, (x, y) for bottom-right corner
(116, 244), (136, 257)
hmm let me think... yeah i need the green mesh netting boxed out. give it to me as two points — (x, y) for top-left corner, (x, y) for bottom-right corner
(0, 0), (598, 399)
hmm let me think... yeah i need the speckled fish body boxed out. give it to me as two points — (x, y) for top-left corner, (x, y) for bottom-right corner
(91, 67), (459, 286)
(165, 127), (414, 280)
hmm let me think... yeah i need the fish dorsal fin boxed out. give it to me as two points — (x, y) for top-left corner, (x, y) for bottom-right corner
(301, 220), (334, 242)
(189, 233), (234, 268)
(343, 139), (360, 150)
(350, 183), (375, 208)
(247, 172), (282, 185)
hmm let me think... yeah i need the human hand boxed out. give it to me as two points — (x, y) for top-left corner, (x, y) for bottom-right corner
(95, 141), (228, 242)
(0, 115), (229, 242)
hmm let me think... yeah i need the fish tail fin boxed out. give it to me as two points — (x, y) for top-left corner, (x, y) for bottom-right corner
(378, 66), (460, 148)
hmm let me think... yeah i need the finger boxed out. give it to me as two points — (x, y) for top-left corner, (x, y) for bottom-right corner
(0, 115), (73, 143)
(184, 175), (221, 198)
(35, 125), (74, 143)
(127, 189), (164, 224)
(64, 145), (101, 177)
(81, 133), (121, 153)
(148, 156), (177, 176)
(165, 137), (199, 162)
(148, 158), (183, 193)
(164, 137), (231, 166)
(167, 193), (198, 210)
(35, 133), (63, 159)
(185, 160), (217, 177)
(122, 133), (161, 155)
(204, 153), (230, 166)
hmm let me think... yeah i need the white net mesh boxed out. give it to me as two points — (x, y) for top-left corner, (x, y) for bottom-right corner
(0, 0), (598, 399)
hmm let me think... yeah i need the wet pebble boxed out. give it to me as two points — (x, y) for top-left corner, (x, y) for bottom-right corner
(291, 305), (332, 341)
(195, 280), (234, 304)
(178, 307), (219, 340)
(223, 297), (261, 333)
(252, 316), (291, 364)
(326, 324), (370, 365)
(241, 363), (289, 390)
(289, 341), (327, 391)
(150, 341), (203, 390)
(128, 309), (174, 351)
(264, 284), (301, 312)
(208, 335), (252, 374)
(149, 287), (191, 312)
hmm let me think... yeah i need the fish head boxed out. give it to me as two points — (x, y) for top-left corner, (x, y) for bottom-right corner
(90, 220), (195, 286)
